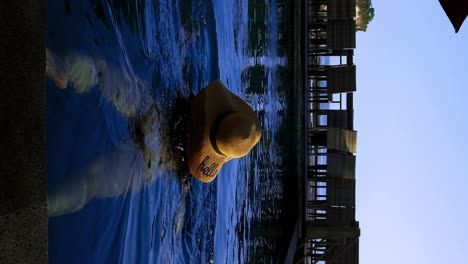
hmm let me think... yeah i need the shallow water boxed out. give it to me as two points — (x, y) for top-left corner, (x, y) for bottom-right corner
(47, 0), (289, 262)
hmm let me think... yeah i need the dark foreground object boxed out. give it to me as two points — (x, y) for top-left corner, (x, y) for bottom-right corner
(0, 1), (47, 263)
(439, 0), (468, 32)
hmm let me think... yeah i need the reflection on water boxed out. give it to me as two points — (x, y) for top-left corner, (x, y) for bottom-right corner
(47, 0), (291, 262)
(220, 0), (292, 262)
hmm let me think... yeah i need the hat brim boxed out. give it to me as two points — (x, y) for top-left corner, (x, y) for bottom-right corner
(185, 80), (260, 183)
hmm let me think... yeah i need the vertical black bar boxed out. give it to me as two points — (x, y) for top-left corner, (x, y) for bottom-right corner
(0, 0), (47, 263)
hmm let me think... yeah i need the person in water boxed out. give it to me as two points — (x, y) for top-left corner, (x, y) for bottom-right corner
(46, 50), (262, 217)
(47, 49), (163, 217)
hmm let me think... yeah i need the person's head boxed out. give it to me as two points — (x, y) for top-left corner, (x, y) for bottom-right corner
(185, 80), (262, 183)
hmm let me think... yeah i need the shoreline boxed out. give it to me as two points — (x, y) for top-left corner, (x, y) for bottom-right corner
(279, 0), (304, 261)
(287, 0), (305, 226)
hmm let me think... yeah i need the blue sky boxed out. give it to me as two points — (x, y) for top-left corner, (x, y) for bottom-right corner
(354, 0), (468, 263)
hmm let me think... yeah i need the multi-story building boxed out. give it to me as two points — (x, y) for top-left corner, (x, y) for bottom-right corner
(284, 1), (360, 263)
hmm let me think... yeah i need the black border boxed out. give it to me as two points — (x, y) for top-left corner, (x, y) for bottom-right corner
(0, 0), (47, 262)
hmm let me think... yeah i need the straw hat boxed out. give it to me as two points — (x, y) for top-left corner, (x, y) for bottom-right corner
(185, 80), (262, 183)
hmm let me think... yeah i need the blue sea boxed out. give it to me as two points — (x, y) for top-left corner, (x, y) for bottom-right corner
(47, 0), (290, 263)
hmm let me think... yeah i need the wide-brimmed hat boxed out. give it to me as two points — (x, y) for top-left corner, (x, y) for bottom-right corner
(185, 80), (262, 183)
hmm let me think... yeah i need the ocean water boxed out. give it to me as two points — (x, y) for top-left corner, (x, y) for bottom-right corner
(47, 0), (289, 263)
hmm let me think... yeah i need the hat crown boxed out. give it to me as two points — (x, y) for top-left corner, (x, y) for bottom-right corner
(215, 113), (260, 158)
(186, 80), (262, 183)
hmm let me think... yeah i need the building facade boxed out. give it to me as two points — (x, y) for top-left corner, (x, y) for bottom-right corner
(292, 0), (360, 263)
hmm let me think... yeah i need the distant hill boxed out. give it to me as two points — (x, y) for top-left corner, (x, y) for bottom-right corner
(356, 0), (375, 31)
